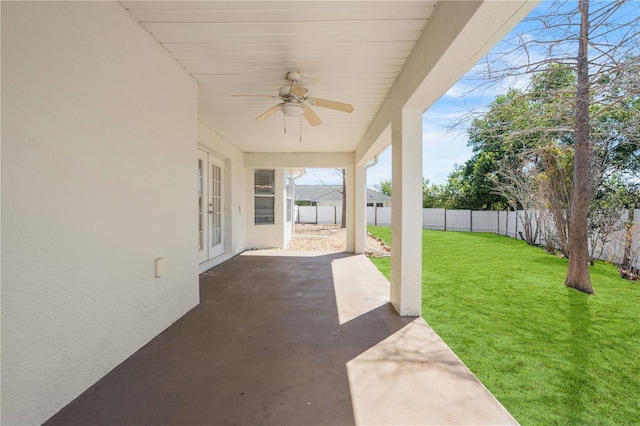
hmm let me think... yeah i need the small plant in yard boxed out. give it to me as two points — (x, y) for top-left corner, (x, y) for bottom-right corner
(368, 226), (639, 426)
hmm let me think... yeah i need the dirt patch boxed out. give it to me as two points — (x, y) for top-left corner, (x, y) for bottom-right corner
(285, 224), (391, 256)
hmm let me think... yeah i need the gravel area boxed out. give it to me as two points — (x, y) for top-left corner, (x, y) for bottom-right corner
(285, 224), (391, 256)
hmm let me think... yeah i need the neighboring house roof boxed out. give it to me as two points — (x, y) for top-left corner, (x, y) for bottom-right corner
(367, 188), (392, 202)
(295, 185), (391, 202)
(295, 185), (342, 202)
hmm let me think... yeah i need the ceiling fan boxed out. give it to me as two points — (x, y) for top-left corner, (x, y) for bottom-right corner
(234, 71), (354, 126)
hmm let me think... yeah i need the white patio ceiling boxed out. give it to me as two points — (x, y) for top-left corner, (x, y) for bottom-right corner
(122, 1), (437, 153)
(121, 1), (536, 155)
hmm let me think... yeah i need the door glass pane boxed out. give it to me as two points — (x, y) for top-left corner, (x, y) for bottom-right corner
(211, 163), (223, 246)
(198, 159), (204, 250)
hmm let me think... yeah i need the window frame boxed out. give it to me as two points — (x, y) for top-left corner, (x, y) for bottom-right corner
(254, 169), (275, 225)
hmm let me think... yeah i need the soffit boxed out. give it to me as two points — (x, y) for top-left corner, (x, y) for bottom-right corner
(121, 1), (437, 153)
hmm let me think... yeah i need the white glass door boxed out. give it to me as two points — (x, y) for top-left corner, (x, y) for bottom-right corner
(197, 149), (225, 263)
(197, 150), (209, 263)
(208, 155), (225, 258)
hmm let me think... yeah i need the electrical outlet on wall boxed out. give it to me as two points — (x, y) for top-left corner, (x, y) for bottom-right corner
(154, 258), (165, 278)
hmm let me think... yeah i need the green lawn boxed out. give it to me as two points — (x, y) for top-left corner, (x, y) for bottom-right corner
(368, 226), (639, 426)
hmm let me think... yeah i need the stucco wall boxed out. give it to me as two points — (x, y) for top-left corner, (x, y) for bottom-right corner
(198, 122), (247, 271)
(1, 2), (199, 424)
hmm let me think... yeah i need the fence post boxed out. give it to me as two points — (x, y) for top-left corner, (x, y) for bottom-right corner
(505, 212), (508, 237)
(315, 204), (318, 224)
(444, 209), (447, 231)
(470, 210), (473, 232)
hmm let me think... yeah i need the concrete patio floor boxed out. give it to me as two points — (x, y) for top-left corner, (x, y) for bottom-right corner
(45, 251), (518, 425)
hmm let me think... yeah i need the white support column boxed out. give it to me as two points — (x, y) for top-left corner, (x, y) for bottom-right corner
(354, 165), (367, 254)
(391, 108), (423, 316)
(345, 164), (356, 253)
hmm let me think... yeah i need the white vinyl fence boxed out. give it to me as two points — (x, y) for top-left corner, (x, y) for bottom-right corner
(297, 205), (542, 236)
(364, 206), (638, 270)
(296, 205), (342, 225)
(365, 207), (530, 236)
(296, 205), (639, 269)
(296, 204), (639, 270)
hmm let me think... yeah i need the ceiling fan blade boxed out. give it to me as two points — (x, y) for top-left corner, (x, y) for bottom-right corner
(308, 97), (354, 113)
(256, 104), (283, 121)
(303, 106), (322, 126)
(290, 83), (308, 97)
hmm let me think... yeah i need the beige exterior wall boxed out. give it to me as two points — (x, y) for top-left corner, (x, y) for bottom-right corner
(1, 3), (199, 424)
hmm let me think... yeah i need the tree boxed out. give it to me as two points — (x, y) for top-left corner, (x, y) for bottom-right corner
(463, 62), (639, 251)
(538, 145), (574, 257)
(460, 67), (577, 244)
(565, 0), (593, 293)
(464, 0), (640, 293)
(422, 178), (444, 208)
(462, 88), (537, 210)
(376, 179), (392, 196)
(492, 151), (542, 246)
(587, 175), (636, 264)
(421, 170), (472, 209)
(317, 169), (347, 229)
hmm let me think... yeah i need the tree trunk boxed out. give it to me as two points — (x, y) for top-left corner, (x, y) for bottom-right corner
(341, 168), (347, 229)
(565, 0), (594, 294)
(622, 208), (634, 271)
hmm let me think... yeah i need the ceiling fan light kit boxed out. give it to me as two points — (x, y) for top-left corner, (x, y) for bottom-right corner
(281, 103), (304, 117)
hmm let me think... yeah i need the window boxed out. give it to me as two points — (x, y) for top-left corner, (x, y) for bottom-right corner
(376, 202), (384, 207)
(367, 203), (374, 207)
(255, 169), (275, 224)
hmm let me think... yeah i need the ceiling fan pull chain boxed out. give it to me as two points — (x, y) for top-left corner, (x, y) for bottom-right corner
(299, 114), (303, 143)
(283, 112), (287, 134)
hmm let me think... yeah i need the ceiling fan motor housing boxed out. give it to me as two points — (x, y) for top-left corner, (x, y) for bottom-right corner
(286, 71), (302, 82)
(279, 85), (292, 98)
